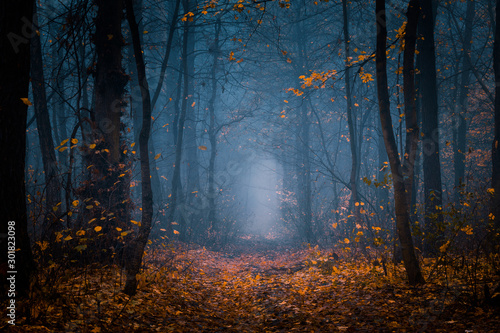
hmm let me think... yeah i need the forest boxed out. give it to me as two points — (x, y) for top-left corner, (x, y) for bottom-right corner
(1, 0), (500, 331)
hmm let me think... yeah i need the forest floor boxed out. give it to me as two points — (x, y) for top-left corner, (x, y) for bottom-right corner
(4, 236), (500, 332)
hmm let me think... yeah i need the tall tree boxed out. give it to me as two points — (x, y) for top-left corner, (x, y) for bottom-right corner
(420, 0), (444, 255)
(0, 0), (36, 297)
(168, 5), (190, 238)
(453, 0), (475, 201)
(30, 4), (61, 237)
(492, 0), (500, 244)
(375, 0), (425, 285)
(123, 0), (154, 295)
(342, 0), (360, 231)
(91, 0), (130, 254)
(207, 18), (221, 234)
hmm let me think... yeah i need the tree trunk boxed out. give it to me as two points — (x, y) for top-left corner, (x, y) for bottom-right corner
(207, 18), (221, 234)
(454, 0), (475, 201)
(123, 0), (154, 295)
(492, 0), (500, 244)
(375, 0), (425, 285)
(402, 0), (420, 206)
(342, 0), (360, 232)
(182, 0), (200, 241)
(168, 9), (190, 238)
(0, 0), (36, 297)
(420, 0), (444, 255)
(30, 4), (61, 238)
(91, 0), (130, 256)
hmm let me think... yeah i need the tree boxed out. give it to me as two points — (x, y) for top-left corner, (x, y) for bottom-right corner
(0, 0), (36, 297)
(420, 0), (444, 255)
(375, 0), (425, 285)
(492, 0), (500, 245)
(89, 0), (130, 255)
(30, 3), (61, 238)
(342, 0), (361, 232)
(123, 0), (154, 295)
(453, 0), (475, 202)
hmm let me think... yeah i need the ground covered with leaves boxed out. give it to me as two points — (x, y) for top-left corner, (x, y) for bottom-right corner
(4, 237), (500, 332)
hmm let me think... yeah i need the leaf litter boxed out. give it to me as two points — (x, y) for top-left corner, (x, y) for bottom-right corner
(4, 237), (500, 332)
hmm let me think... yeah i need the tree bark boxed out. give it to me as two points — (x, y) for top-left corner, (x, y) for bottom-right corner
(30, 4), (61, 237)
(207, 18), (221, 234)
(420, 0), (444, 255)
(402, 0), (420, 206)
(91, 0), (130, 255)
(123, 0), (154, 295)
(0, 0), (36, 297)
(342, 0), (360, 232)
(168, 9), (190, 238)
(375, 0), (425, 285)
(454, 0), (475, 201)
(492, 0), (500, 243)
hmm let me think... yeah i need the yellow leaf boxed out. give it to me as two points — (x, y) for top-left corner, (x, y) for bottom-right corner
(143, 30), (148, 34)
(198, 145), (207, 151)
(59, 146), (68, 152)
(94, 226), (102, 232)
(487, 188), (495, 195)
(173, 230), (180, 235)
(89, 143), (96, 149)
(21, 98), (32, 106)
(37, 241), (49, 251)
(284, 100), (288, 103)
(154, 153), (161, 160)
(439, 240), (450, 253)
(332, 223), (338, 229)
(86, 205), (93, 209)
(116, 227), (122, 231)
(344, 238), (350, 244)
(72, 200), (79, 207)
(71, 138), (78, 144)
(76, 230), (85, 236)
(280, 115), (286, 118)
(88, 218), (96, 224)
(64, 235), (73, 241)
(191, 101), (196, 107)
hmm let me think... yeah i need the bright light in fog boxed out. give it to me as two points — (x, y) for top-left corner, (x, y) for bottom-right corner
(243, 156), (280, 236)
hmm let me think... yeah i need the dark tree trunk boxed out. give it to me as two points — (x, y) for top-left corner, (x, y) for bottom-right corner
(168, 10), (190, 238)
(123, 0), (154, 295)
(91, 0), (130, 255)
(0, 0), (36, 297)
(207, 18), (221, 234)
(30, 4), (61, 237)
(492, 0), (500, 244)
(182, 0), (200, 241)
(402, 0), (420, 206)
(420, 0), (444, 255)
(454, 0), (475, 201)
(342, 0), (360, 231)
(375, 0), (425, 285)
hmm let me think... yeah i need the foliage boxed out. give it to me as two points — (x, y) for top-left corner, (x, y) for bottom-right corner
(4, 239), (500, 332)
